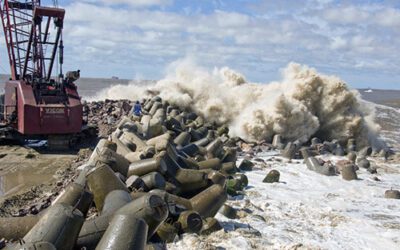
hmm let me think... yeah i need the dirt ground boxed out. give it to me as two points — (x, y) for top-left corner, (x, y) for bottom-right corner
(0, 121), (111, 217)
(0, 145), (92, 216)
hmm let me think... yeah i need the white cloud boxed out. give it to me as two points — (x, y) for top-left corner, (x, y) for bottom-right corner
(215, 10), (250, 27)
(375, 7), (400, 28)
(83, 0), (173, 8)
(322, 5), (400, 30)
(53, 0), (400, 87)
(350, 35), (375, 53)
(330, 36), (347, 50)
(324, 6), (370, 24)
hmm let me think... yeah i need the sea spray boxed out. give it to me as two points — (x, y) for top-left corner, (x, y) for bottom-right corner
(89, 59), (382, 148)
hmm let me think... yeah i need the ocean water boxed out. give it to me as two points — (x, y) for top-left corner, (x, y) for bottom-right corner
(1, 74), (399, 107)
(0, 74), (142, 97)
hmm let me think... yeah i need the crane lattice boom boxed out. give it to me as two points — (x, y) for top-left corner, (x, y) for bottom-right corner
(0, 0), (64, 82)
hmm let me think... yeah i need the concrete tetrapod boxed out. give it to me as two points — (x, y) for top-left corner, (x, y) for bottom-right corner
(173, 168), (209, 193)
(305, 157), (336, 176)
(216, 125), (229, 137)
(119, 134), (137, 152)
(233, 173), (248, 188)
(165, 181), (182, 194)
(94, 147), (130, 176)
(187, 128), (202, 142)
(111, 132), (134, 157)
(221, 148), (237, 163)
(197, 158), (222, 171)
(190, 184), (227, 218)
(76, 194), (168, 249)
(149, 102), (163, 116)
(149, 184), (227, 219)
(341, 164), (358, 181)
(95, 216), (148, 250)
(119, 131), (147, 152)
(207, 171), (227, 186)
(22, 203), (84, 250)
(177, 210), (203, 234)
(221, 162), (237, 174)
(206, 139), (223, 158)
(0, 180), (93, 241)
(347, 151), (357, 163)
(282, 142), (296, 159)
(141, 172), (167, 191)
(54, 182), (94, 216)
(174, 131), (191, 147)
(153, 108), (166, 122)
(127, 157), (167, 177)
(238, 159), (254, 171)
(358, 146), (372, 158)
(226, 179), (242, 196)
(126, 175), (146, 191)
(178, 155), (201, 169)
(146, 132), (172, 147)
(218, 204), (237, 219)
(86, 164), (129, 211)
(193, 137), (211, 147)
(148, 190), (193, 211)
(87, 139), (118, 166)
(179, 143), (201, 157)
(384, 189), (400, 199)
(141, 115), (152, 138)
(101, 190), (133, 215)
(156, 222), (178, 243)
(263, 170), (280, 183)
(116, 194), (169, 237)
(357, 158), (370, 169)
(147, 118), (164, 139)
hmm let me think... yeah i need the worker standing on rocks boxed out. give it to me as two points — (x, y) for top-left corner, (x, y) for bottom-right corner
(133, 101), (142, 117)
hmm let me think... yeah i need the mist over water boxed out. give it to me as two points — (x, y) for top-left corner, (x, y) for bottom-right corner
(90, 59), (382, 147)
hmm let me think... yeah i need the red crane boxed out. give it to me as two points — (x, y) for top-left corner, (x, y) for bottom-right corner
(0, 0), (94, 148)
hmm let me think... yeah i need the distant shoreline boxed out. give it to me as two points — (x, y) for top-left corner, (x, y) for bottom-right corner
(1, 74), (398, 91)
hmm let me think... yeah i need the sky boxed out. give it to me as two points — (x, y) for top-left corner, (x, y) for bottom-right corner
(0, 0), (399, 89)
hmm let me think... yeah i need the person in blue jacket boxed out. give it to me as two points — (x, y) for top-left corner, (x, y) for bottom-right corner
(133, 101), (142, 116)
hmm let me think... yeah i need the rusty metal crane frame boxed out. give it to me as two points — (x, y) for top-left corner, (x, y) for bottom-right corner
(0, 0), (64, 82)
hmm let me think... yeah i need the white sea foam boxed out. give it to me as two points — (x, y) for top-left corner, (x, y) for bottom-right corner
(168, 152), (400, 250)
(90, 59), (382, 147)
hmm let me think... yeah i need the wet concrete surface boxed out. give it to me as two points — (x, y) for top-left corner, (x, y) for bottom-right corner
(0, 170), (55, 197)
(0, 145), (77, 199)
